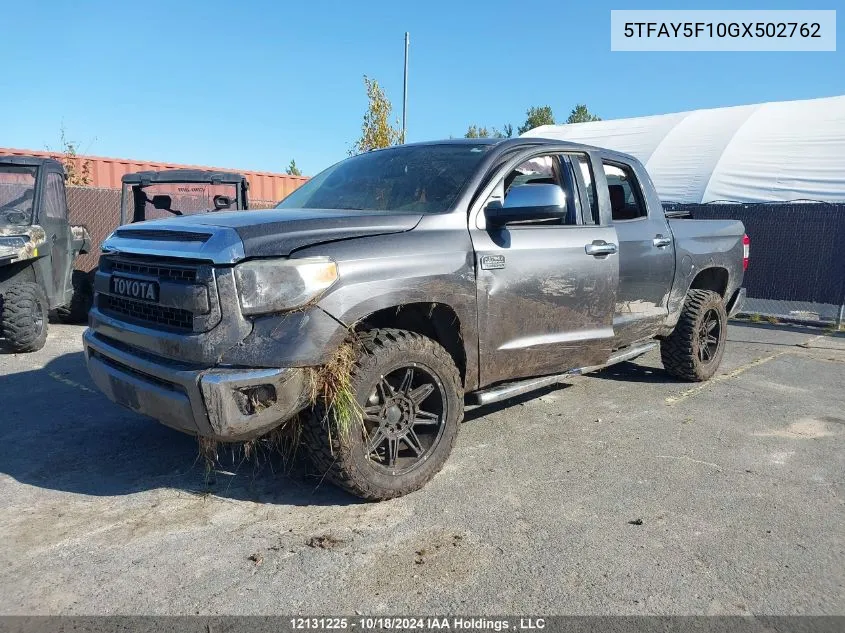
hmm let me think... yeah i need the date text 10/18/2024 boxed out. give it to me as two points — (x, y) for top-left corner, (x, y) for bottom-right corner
(290, 617), (548, 631)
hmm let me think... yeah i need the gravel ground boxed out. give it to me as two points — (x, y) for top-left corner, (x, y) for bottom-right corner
(0, 322), (843, 615)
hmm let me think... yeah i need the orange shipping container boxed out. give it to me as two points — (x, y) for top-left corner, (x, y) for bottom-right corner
(0, 147), (308, 202)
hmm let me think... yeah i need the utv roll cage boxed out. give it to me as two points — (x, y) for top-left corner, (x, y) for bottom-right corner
(120, 169), (250, 224)
(0, 155), (66, 226)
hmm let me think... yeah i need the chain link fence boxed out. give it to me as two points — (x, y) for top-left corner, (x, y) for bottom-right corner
(666, 202), (845, 327)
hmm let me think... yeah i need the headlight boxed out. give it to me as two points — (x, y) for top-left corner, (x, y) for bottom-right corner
(0, 236), (30, 249)
(234, 257), (338, 315)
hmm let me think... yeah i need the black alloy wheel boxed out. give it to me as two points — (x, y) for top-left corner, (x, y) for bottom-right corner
(362, 364), (448, 475)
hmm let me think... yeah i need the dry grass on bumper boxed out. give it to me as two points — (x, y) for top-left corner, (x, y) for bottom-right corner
(196, 341), (363, 474)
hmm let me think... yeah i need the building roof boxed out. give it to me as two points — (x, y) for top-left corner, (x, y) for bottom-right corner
(523, 95), (845, 204)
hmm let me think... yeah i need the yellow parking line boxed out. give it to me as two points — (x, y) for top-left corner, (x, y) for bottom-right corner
(665, 332), (830, 406)
(665, 351), (788, 405)
(48, 371), (96, 394)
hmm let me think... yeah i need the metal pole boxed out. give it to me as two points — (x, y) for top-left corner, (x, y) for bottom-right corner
(402, 32), (409, 144)
(838, 301), (844, 330)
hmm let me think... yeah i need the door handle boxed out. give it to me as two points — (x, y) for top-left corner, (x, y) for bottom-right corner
(653, 234), (672, 248)
(585, 240), (618, 256)
(51, 234), (58, 244)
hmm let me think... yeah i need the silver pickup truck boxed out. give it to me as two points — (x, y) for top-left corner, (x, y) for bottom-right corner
(83, 138), (747, 500)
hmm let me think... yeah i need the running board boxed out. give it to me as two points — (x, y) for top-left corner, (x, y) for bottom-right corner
(467, 341), (658, 406)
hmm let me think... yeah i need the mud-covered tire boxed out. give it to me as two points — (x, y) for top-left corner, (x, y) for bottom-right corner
(0, 281), (49, 352)
(661, 289), (727, 382)
(55, 270), (94, 324)
(302, 328), (464, 501)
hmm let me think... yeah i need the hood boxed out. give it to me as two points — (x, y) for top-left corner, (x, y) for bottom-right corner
(124, 208), (424, 258)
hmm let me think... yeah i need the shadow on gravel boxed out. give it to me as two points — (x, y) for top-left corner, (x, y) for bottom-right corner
(463, 383), (571, 423)
(590, 361), (683, 384)
(0, 351), (360, 507)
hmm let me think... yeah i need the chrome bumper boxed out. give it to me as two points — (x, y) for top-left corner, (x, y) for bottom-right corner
(83, 329), (309, 441)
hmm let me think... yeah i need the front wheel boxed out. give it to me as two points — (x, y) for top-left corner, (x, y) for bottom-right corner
(0, 281), (49, 352)
(302, 329), (463, 501)
(661, 289), (727, 382)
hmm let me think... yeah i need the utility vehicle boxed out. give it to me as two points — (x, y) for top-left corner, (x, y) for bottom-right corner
(0, 156), (91, 351)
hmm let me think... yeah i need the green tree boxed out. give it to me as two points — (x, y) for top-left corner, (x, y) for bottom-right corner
(58, 127), (92, 186)
(285, 159), (302, 176)
(350, 75), (402, 155)
(464, 124), (513, 139)
(566, 104), (601, 124)
(517, 106), (555, 135)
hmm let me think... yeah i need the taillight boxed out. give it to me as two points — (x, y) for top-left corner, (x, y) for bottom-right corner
(742, 234), (750, 271)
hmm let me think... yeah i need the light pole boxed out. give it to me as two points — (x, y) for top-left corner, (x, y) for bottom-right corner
(402, 32), (409, 144)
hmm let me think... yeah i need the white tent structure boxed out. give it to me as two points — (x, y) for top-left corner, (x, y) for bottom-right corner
(522, 95), (845, 204)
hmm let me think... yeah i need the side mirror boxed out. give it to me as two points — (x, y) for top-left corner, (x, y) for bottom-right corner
(151, 194), (172, 210)
(213, 194), (232, 210)
(484, 184), (567, 227)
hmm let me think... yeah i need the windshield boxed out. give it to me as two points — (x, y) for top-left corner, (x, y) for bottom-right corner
(0, 165), (37, 226)
(122, 182), (241, 223)
(277, 144), (494, 213)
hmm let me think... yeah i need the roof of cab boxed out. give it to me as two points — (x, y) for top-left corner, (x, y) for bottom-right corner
(121, 169), (247, 185)
(0, 155), (66, 174)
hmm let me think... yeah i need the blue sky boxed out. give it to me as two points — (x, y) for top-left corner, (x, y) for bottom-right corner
(1, 0), (842, 176)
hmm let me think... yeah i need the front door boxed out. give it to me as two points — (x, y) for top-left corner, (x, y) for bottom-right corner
(469, 151), (619, 388)
(38, 171), (73, 307)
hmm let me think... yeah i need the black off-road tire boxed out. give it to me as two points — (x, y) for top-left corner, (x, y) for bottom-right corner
(55, 270), (94, 324)
(302, 328), (464, 501)
(0, 281), (49, 352)
(661, 289), (727, 382)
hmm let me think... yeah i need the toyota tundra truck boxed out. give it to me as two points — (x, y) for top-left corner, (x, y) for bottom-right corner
(83, 139), (747, 500)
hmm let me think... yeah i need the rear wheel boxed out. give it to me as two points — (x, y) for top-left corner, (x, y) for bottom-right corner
(661, 289), (727, 381)
(302, 329), (463, 501)
(0, 281), (49, 352)
(55, 270), (94, 324)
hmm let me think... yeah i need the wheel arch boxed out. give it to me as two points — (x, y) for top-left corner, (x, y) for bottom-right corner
(354, 302), (468, 388)
(688, 266), (730, 298)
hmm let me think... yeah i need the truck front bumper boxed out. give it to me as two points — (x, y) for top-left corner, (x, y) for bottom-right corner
(83, 330), (309, 442)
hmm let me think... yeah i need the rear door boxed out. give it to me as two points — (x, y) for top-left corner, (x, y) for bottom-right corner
(601, 160), (674, 346)
(38, 171), (74, 307)
(469, 150), (619, 388)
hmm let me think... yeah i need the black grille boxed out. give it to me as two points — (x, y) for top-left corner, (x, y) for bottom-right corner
(89, 349), (181, 391)
(106, 257), (198, 283)
(101, 295), (194, 331)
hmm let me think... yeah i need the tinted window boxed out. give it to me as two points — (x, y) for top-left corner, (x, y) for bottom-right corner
(603, 162), (647, 221)
(125, 182), (241, 222)
(0, 165), (37, 225)
(277, 144), (493, 213)
(43, 173), (67, 221)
